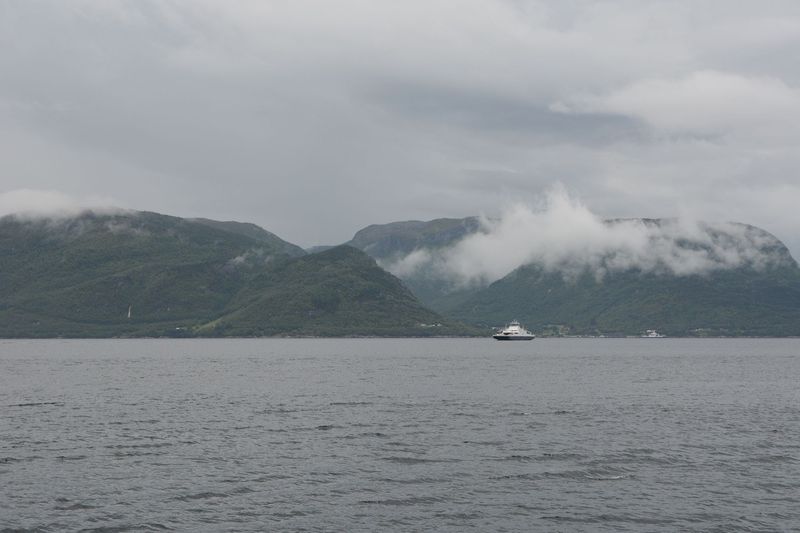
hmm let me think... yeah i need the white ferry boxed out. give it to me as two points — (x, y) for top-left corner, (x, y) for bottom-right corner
(642, 329), (666, 338)
(493, 320), (535, 341)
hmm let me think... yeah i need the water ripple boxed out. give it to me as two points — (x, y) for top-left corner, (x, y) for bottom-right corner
(2, 338), (799, 532)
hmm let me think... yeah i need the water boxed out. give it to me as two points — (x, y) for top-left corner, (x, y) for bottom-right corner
(1, 338), (799, 532)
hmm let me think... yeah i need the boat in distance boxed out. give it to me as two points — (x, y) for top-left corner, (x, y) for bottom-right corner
(493, 320), (535, 341)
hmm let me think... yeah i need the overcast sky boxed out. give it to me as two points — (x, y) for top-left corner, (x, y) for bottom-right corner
(1, 1), (799, 254)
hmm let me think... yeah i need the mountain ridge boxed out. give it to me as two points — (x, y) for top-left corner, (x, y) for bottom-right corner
(0, 210), (472, 337)
(344, 215), (800, 336)
(2, 209), (799, 337)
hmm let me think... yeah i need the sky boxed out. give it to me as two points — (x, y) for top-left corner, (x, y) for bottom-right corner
(1, 0), (799, 255)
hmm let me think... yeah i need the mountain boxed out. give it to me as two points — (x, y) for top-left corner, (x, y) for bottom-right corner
(191, 217), (306, 257)
(347, 217), (800, 336)
(0, 211), (468, 337)
(448, 263), (800, 337)
(6, 209), (797, 337)
(345, 217), (482, 308)
(347, 217), (480, 261)
(201, 246), (459, 337)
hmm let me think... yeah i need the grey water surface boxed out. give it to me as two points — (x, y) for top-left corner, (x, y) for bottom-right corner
(1, 338), (799, 532)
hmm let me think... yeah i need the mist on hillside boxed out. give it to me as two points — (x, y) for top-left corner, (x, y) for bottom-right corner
(383, 187), (790, 287)
(0, 189), (124, 220)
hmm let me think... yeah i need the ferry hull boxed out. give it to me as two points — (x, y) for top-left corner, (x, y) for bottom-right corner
(493, 335), (535, 341)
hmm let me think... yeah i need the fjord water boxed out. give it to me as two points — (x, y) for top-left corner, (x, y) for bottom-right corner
(2, 339), (798, 532)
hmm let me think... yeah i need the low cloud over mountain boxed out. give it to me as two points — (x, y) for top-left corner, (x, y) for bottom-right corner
(384, 187), (793, 286)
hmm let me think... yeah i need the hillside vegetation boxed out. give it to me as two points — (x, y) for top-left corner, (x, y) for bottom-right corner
(4, 210), (799, 337)
(347, 217), (800, 336)
(0, 211), (470, 337)
(446, 264), (800, 336)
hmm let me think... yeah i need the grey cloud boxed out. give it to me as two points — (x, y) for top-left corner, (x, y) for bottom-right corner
(0, 0), (798, 255)
(370, 82), (647, 146)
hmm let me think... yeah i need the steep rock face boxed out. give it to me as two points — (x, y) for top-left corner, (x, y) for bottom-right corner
(0, 212), (462, 337)
(347, 217), (800, 336)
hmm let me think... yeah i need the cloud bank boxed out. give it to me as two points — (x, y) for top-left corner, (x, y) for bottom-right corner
(385, 187), (789, 286)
